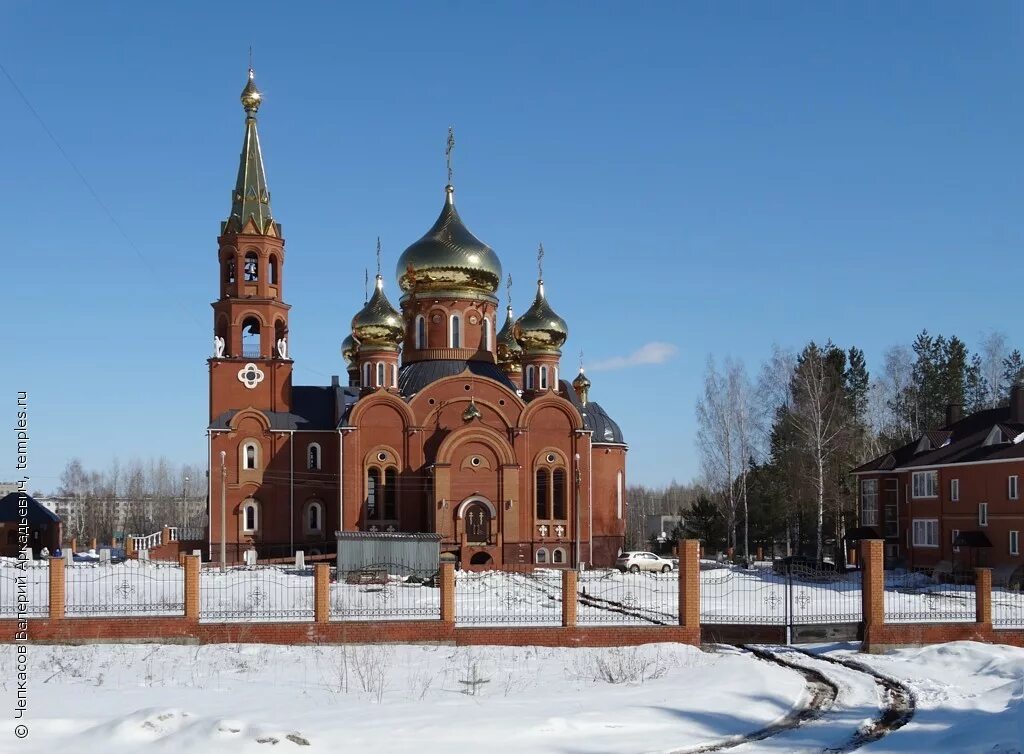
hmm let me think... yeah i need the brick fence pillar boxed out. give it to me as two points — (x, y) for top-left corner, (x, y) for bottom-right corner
(848, 547), (858, 568)
(678, 539), (700, 630)
(975, 567), (992, 626)
(48, 556), (65, 621)
(562, 569), (578, 627)
(125, 536), (136, 559)
(184, 554), (200, 620)
(440, 563), (456, 624)
(314, 563), (331, 624)
(861, 539), (884, 649)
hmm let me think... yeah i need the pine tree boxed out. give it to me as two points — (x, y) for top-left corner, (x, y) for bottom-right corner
(965, 353), (988, 414)
(1003, 350), (1024, 399)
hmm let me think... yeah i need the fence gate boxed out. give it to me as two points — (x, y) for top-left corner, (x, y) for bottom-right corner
(785, 563), (863, 643)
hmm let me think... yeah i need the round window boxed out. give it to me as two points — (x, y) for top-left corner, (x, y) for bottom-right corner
(377, 452), (387, 462)
(471, 457), (481, 467)
(546, 453), (557, 463)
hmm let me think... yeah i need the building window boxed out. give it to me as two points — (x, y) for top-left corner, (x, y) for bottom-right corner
(552, 547), (566, 564)
(950, 479), (959, 502)
(307, 501), (322, 533)
(363, 362), (371, 387)
(552, 468), (567, 520)
(415, 315), (426, 348)
(269, 255), (278, 285)
(242, 441), (258, 470)
(539, 366), (548, 390)
(911, 470), (938, 499)
(391, 364), (398, 388)
(525, 365), (535, 390)
(450, 314), (461, 348)
(553, 367), (558, 387)
(482, 317), (491, 351)
(616, 471), (623, 520)
(383, 467), (398, 520)
(1011, 531), (1020, 556)
(952, 528), (960, 553)
(536, 548), (548, 564)
(860, 479), (878, 526)
(1010, 475), (1019, 500)
(242, 500), (258, 532)
(376, 362), (385, 387)
(535, 468), (549, 520)
(366, 468), (380, 520)
(225, 255), (236, 285)
(244, 251), (259, 281)
(911, 519), (939, 548)
(308, 443), (321, 470)
(979, 502), (989, 527)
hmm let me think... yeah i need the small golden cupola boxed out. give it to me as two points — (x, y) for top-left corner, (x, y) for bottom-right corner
(496, 275), (524, 387)
(514, 244), (568, 395)
(340, 332), (360, 386)
(352, 241), (404, 392)
(572, 368), (592, 405)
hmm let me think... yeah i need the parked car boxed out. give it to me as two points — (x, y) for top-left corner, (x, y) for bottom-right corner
(616, 551), (676, 574)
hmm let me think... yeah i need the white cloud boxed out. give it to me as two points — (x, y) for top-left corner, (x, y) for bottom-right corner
(588, 342), (679, 372)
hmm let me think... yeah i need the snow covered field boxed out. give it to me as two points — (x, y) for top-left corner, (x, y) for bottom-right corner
(4, 640), (1021, 753)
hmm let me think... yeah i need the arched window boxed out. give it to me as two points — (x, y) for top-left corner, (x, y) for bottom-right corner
(384, 467), (398, 519)
(415, 315), (426, 348)
(307, 501), (322, 533)
(376, 362), (385, 387)
(308, 443), (321, 470)
(363, 362), (371, 387)
(536, 548), (549, 564)
(552, 548), (566, 564)
(242, 441), (259, 470)
(552, 468), (567, 520)
(539, 366), (549, 390)
(525, 365), (535, 390)
(450, 314), (461, 348)
(215, 316), (229, 357)
(241, 317), (261, 358)
(536, 468), (550, 520)
(616, 471), (623, 520)
(481, 317), (491, 351)
(268, 255), (278, 285)
(244, 251), (259, 282)
(391, 364), (398, 388)
(366, 468), (380, 520)
(224, 255), (236, 285)
(553, 367), (558, 387)
(242, 500), (258, 532)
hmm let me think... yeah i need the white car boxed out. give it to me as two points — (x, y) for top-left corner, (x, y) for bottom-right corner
(615, 551), (676, 574)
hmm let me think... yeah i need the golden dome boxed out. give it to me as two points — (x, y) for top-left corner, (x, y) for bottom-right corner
(351, 275), (403, 349)
(240, 68), (262, 113)
(514, 280), (568, 354)
(396, 185), (502, 299)
(572, 368), (591, 391)
(341, 333), (359, 364)
(496, 304), (523, 370)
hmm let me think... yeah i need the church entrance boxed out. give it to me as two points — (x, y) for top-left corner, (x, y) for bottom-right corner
(464, 502), (491, 545)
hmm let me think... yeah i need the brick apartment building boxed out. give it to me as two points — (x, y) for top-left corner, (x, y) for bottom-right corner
(851, 384), (1024, 571)
(206, 70), (627, 566)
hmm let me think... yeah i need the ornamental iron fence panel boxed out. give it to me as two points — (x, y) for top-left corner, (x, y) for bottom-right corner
(884, 567), (976, 623)
(788, 564), (863, 625)
(455, 569), (563, 625)
(330, 561), (440, 621)
(65, 561), (184, 616)
(576, 569), (677, 625)
(200, 565), (314, 622)
(0, 559), (49, 617)
(991, 586), (1023, 628)
(700, 564), (787, 625)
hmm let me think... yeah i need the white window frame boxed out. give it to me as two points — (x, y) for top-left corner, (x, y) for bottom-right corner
(552, 547), (566, 564)
(536, 547), (548, 564)
(525, 365), (535, 390)
(911, 470), (938, 499)
(539, 365), (549, 390)
(376, 362), (385, 387)
(242, 501), (259, 533)
(616, 471), (623, 520)
(307, 500), (323, 533)
(307, 442), (321, 471)
(860, 479), (879, 526)
(979, 502), (989, 527)
(391, 364), (398, 388)
(450, 314), (461, 348)
(482, 317), (491, 351)
(911, 518), (939, 548)
(950, 478), (959, 502)
(242, 441), (259, 470)
(1010, 475), (1019, 501)
(415, 315), (426, 349)
(363, 362), (371, 387)
(1010, 530), (1019, 556)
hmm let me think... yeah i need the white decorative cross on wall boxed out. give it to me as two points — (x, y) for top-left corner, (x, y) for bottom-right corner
(237, 363), (265, 389)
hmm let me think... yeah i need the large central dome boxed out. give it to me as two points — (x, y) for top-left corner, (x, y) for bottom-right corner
(396, 185), (502, 299)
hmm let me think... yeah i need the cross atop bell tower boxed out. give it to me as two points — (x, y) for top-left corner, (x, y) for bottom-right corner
(209, 67), (292, 421)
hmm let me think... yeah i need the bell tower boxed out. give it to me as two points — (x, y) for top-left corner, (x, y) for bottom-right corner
(209, 68), (292, 421)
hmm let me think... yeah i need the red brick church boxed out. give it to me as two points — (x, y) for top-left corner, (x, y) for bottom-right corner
(207, 70), (627, 567)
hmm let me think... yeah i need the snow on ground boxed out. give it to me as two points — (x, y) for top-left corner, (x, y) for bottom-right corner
(5, 642), (804, 754)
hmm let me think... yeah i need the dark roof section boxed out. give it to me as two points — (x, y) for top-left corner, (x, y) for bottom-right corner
(561, 380), (627, 445)
(210, 385), (356, 431)
(852, 405), (1024, 473)
(398, 360), (517, 397)
(0, 493), (60, 525)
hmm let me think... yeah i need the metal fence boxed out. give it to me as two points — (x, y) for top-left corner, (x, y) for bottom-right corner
(577, 569), (677, 625)
(65, 561), (184, 616)
(884, 567), (976, 623)
(788, 564), (863, 625)
(0, 560), (49, 617)
(455, 569), (563, 625)
(700, 564), (788, 625)
(200, 565), (315, 622)
(992, 586), (1024, 628)
(330, 561), (440, 621)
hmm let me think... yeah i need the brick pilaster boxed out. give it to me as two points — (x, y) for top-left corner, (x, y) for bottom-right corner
(125, 536), (136, 559)
(861, 539), (884, 647)
(48, 556), (64, 621)
(561, 569), (577, 627)
(975, 567), (992, 626)
(678, 539), (700, 629)
(440, 563), (456, 624)
(314, 563), (331, 624)
(184, 554), (200, 620)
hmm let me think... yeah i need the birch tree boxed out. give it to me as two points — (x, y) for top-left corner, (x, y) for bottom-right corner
(696, 357), (738, 553)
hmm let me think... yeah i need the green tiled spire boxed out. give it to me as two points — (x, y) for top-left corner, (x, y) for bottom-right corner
(226, 68), (274, 235)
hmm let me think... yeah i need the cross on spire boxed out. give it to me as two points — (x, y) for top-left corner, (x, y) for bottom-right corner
(579, 349), (584, 372)
(446, 126), (455, 185)
(537, 243), (545, 280)
(364, 268), (369, 303)
(376, 236), (382, 277)
(505, 273), (513, 309)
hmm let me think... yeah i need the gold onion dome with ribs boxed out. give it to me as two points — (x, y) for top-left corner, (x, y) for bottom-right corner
(340, 333), (359, 364)
(240, 68), (262, 113)
(396, 185), (502, 297)
(496, 305), (523, 369)
(514, 280), (568, 354)
(351, 276), (403, 349)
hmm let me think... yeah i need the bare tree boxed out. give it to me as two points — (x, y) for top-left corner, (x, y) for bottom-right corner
(728, 361), (757, 559)
(696, 357), (740, 552)
(979, 331), (1009, 408)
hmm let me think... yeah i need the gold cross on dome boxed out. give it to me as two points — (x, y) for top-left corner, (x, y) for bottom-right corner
(446, 126), (455, 184)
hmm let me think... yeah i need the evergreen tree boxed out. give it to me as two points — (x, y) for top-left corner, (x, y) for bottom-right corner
(965, 353), (988, 414)
(1003, 350), (1024, 397)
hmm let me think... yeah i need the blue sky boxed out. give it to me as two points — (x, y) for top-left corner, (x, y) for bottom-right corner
(2, 2), (1022, 492)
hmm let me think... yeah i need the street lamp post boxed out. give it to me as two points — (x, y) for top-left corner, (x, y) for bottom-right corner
(574, 452), (582, 568)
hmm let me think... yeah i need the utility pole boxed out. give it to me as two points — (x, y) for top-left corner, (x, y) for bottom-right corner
(219, 451), (227, 572)
(574, 452), (582, 568)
